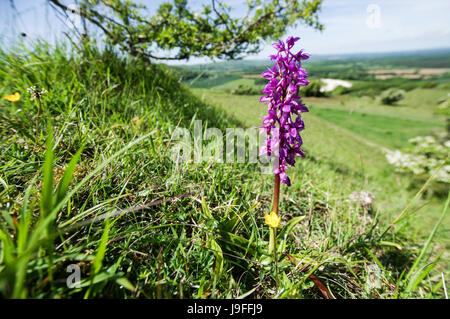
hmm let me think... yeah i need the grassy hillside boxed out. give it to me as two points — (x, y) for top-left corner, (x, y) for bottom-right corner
(193, 88), (449, 268)
(0, 45), (448, 298)
(193, 88), (448, 228)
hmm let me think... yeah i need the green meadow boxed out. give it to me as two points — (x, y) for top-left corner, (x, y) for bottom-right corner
(192, 88), (448, 234)
(0, 44), (448, 299)
(188, 58), (450, 284)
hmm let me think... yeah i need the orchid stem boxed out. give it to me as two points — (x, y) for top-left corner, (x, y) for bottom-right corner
(270, 174), (280, 292)
(269, 174), (280, 253)
(35, 98), (41, 145)
(273, 174), (280, 214)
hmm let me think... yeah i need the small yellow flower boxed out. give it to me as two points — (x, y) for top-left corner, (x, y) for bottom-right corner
(2, 92), (20, 102)
(264, 210), (281, 228)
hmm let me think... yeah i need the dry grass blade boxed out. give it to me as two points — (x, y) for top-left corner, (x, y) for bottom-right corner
(60, 193), (191, 232)
(286, 253), (332, 299)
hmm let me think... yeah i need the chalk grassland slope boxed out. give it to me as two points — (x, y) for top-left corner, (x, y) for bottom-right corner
(0, 45), (447, 298)
(192, 89), (449, 250)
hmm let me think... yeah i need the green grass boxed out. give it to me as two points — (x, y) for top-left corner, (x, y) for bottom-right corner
(310, 107), (441, 150)
(189, 72), (244, 89)
(211, 78), (257, 91)
(0, 44), (448, 299)
(193, 89), (449, 249)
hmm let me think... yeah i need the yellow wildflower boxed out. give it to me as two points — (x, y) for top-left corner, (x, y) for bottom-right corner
(264, 210), (281, 228)
(2, 92), (20, 102)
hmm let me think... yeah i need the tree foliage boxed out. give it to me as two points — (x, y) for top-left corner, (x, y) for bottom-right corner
(232, 84), (260, 95)
(380, 88), (406, 105)
(302, 79), (325, 97)
(48, 0), (323, 61)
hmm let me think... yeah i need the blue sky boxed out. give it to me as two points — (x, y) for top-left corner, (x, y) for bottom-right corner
(1, 0), (449, 64)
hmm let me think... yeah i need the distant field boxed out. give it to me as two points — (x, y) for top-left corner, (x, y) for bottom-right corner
(177, 50), (450, 86)
(369, 68), (450, 80)
(212, 78), (256, 90)
(188, 72), (244, 88)
(310, 107), (441, 149)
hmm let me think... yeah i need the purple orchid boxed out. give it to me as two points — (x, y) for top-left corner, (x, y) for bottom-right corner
(259, 36), (310, 186)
